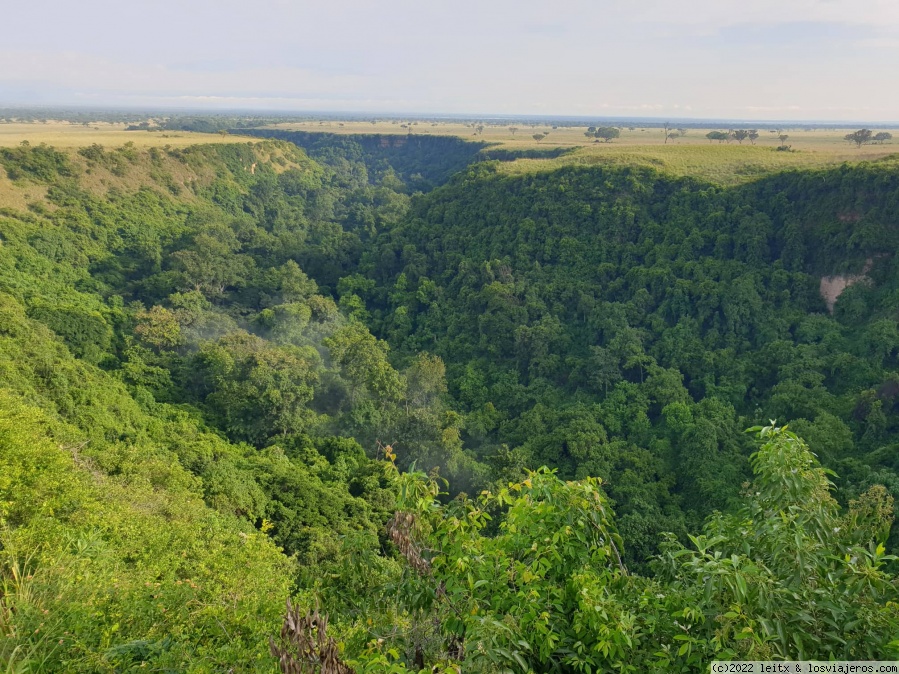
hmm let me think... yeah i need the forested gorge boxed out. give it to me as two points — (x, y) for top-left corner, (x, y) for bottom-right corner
(1, 135), (899, 672)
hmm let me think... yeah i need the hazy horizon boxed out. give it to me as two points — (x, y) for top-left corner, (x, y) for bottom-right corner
(4, 0), (898, 122)
(6, 106), (899, 128)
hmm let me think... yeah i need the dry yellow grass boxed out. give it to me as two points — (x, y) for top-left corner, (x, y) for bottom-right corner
(263, 120), (895, 154)
(496, 143), (899, 185)
(0, 121), (258, 149)
(0, 171), (46, 210)
(265, 120), (899, 184)
(2, 119), (896, 189)
(0, 136), (310, 214)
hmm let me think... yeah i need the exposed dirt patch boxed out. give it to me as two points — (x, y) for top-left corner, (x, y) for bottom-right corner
(820, 258), (875, 313)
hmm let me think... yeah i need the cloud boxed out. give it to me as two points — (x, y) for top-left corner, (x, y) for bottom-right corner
(3, 0), (899, 120)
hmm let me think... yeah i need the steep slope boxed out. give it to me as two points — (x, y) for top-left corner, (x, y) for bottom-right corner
(0, 140), (418, 671)
(356, 160), (899, 552)
(239, 129), (489, 191)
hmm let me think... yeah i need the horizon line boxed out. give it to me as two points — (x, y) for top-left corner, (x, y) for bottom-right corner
(2, 103), (899, 128)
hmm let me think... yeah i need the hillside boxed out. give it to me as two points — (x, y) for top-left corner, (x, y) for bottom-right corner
(0, 140), (411, 671)
(1, 133), (899, 671)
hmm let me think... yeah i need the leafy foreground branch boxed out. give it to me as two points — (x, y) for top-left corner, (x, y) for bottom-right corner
(283, 425), (899, 673)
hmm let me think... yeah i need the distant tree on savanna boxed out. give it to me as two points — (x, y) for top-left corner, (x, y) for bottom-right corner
(594, 126), (620, 142)
(532, 133), (546, 142)
(676, 128), (688, 136)
(509, 127), (518, 135)
(706, 131), (729, 143)
(778, 134), (789, 145)
(663, 121), (671, 144)
(845, 129), (873, 147)
(874, 131), (893, 144)
(476, 125), (485, 135)
(748, 130), (759, 145)
(731, 129), (749, 144)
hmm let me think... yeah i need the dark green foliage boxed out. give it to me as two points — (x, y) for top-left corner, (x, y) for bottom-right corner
(479, 146), (573, 161)
(354, 159), (899, 559)
(239, 129), (488, 190)
(26, 301), (113, 363)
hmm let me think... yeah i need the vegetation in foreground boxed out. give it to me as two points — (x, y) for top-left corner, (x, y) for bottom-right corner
(1, 132), (899, 671)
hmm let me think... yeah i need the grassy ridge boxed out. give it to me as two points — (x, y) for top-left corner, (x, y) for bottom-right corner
(261, 121), (899, 185)
(0, 121), (257, 149)
(496, 142), (899, 185)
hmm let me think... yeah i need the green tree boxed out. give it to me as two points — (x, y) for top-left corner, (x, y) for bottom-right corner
(657, 424), (899, 660)
(845, 129), (873, 147)
(171, 223), (251, 298)
(193, 332), (320, 444)
(595, 126), (620, 142)
(134, 305), (182, 350)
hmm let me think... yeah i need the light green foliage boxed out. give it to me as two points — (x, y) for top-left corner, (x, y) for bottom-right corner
(134, 304), (182, 349)
(0, 140), (426, 671)
(0, 390), (292, 673)
(341, 426), (898, 672)
(655, 424), (899, 661)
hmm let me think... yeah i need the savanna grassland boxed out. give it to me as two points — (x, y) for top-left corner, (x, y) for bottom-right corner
(265, 119), (899, 182)
(3, 117), (899, 672)
(267, 118), (896, 153)
(0, 121), (256, 149)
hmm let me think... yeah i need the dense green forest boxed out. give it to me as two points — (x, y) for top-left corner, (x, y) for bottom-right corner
(1, 135), (899, 672)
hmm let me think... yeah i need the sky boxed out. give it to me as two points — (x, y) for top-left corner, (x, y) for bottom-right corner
(2, 0), (899, 122)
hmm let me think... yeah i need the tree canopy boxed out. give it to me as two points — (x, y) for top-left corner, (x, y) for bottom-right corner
(3, 133), (899, 671)
(845, 129), (874, 147)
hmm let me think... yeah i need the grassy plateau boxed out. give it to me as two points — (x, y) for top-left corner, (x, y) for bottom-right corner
(264, 120), (899, 185)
